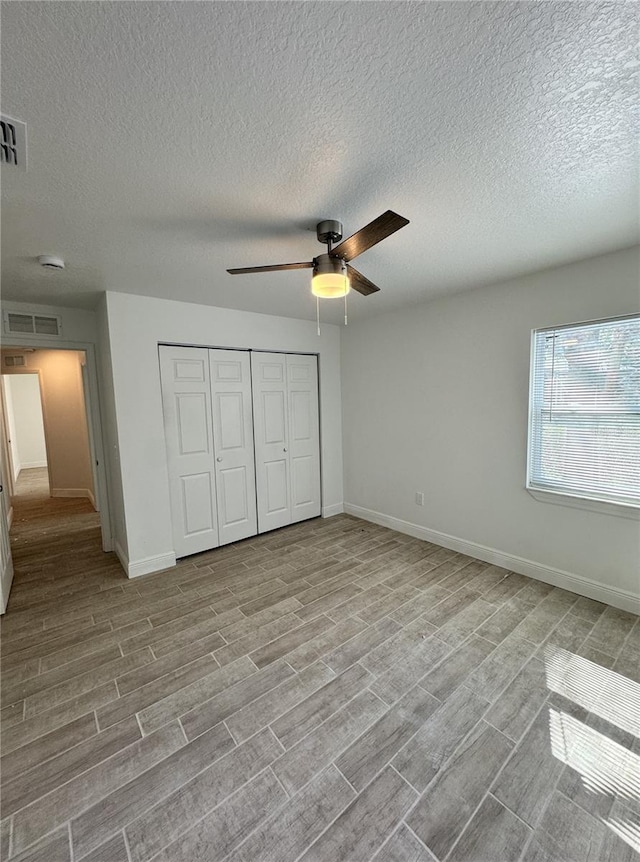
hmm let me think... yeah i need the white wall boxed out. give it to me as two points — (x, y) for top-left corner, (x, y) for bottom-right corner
(102, 291), (343, 577)
(341, 246), (640, 612)
(2, 374), (47, 471)
(96, 296), (128, 559)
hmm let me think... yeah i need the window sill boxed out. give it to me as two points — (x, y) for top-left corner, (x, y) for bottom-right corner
(527, 487), (640, 521)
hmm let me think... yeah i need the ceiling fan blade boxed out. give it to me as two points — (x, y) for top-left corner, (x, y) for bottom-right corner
(227, 262), (313, 275)
(330, 210), (410, 262)
(347, 265), (380, 296)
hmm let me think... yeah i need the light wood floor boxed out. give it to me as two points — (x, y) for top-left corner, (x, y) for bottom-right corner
(1, 468), (639, 862)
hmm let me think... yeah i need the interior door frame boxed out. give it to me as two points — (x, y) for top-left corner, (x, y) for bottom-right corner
(0, 338), (112, 552)
(81, 361), (100, 511)
(0, 452), (14, 614)
(0, 376), (16, 500)
(1, 368), (52, 494)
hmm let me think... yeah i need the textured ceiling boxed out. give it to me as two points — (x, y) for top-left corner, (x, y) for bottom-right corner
(1, 1), (638, 324)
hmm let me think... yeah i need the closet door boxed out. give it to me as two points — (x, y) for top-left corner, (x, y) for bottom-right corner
(209, 350), (257, 545)
(287, 354), (321, 523)
(251, 352), (291, 532)
(159, 346), (219, 557)
(252, 352), (321, 533)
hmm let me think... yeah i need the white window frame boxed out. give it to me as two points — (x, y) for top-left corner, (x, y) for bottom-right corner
(526, 313), (640, 520)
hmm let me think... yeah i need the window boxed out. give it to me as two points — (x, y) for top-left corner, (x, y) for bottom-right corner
(528, 315), (640, 511)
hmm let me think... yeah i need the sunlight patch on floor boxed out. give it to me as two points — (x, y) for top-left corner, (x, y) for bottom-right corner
(545, 645), (640, 739)
(548, 708), (640, 800)
(605, 813), (640, 854)
(545, 645), (640, 857)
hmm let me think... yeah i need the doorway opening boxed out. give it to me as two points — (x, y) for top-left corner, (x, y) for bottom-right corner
(2, 368), (50, 500)
(0, 347), (101, 548)
(0, 340), (114, 613)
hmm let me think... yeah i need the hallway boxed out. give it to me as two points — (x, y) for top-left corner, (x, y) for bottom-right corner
(7, 468), (110, 617)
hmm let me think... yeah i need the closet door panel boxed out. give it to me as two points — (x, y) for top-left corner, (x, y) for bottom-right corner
(175, 393), (210, 454)
(287, 355), (321, 522)
(159, 346), (219, 557)
(218, 467), (249, 523)
(263, 390), (287, 444)
(209, 350), (257, 545)
(291, 455), (314, 506)
(290, 390), (312, 440)
(217, 393), (244, 449)
(181, 473), (216, 534)
(265, 459), (289, 513)
(251, 352), (291, 533)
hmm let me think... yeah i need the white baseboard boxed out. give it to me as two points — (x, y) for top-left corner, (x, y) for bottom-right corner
(115, 540), (177, 579)
(322, 502), (344, 518)
(114, 540), (129, 575)
(20, 460), (48, 470)
(119, 547), (177, 579)
(344, 503), (640, 616)
(51, 488), (93, 500)
(87, 489), (97, 510)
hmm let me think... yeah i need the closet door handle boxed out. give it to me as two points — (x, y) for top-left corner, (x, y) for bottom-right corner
(283, 448), (287, 452)
(216, 457), (222, 462)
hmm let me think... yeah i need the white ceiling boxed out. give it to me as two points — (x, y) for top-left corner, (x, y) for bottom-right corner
(1, 1), (638, 324)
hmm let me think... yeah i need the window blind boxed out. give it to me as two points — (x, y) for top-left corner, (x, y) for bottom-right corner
(528, 315), (640, 508)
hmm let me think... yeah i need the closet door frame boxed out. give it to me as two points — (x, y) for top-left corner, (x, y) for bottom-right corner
(160, 344), (322, 555)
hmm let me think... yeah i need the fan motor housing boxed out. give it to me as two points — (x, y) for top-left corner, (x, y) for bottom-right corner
(316, 220), (342, 245)
(313, 253), (347, 277)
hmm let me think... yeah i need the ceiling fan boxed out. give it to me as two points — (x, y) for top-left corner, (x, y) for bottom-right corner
(227, 210), (410, 300)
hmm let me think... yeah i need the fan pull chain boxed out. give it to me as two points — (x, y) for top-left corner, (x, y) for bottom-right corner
(344, 288), (348, 326)
(316, 295), (321, 336)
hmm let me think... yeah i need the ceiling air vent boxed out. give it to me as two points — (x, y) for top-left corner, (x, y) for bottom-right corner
(3, 311), (62, 337)
(0, 116), (27, 171)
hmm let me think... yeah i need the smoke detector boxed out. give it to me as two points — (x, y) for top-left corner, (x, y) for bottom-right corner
(38, 255), (65, 270)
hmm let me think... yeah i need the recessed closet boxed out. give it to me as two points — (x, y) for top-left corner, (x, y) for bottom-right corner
(159, 345), (321, 558)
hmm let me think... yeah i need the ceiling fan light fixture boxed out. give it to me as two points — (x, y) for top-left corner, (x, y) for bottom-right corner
(227, 210), (410, 304)
(311, 254), (350, 298)
(311, 273), (350, 298)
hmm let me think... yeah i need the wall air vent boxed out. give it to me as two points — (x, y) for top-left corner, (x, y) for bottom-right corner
(5, 355), (24, 367)
(4, 355), (26, 367)
(3, 311), (61, 337)
(0, 115), (27, 171)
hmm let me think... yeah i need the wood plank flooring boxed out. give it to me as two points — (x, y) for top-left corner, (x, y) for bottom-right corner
(2, 468), (639, 861)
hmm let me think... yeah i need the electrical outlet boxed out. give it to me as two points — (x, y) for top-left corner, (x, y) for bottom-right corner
(415, 491), (424, 506)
